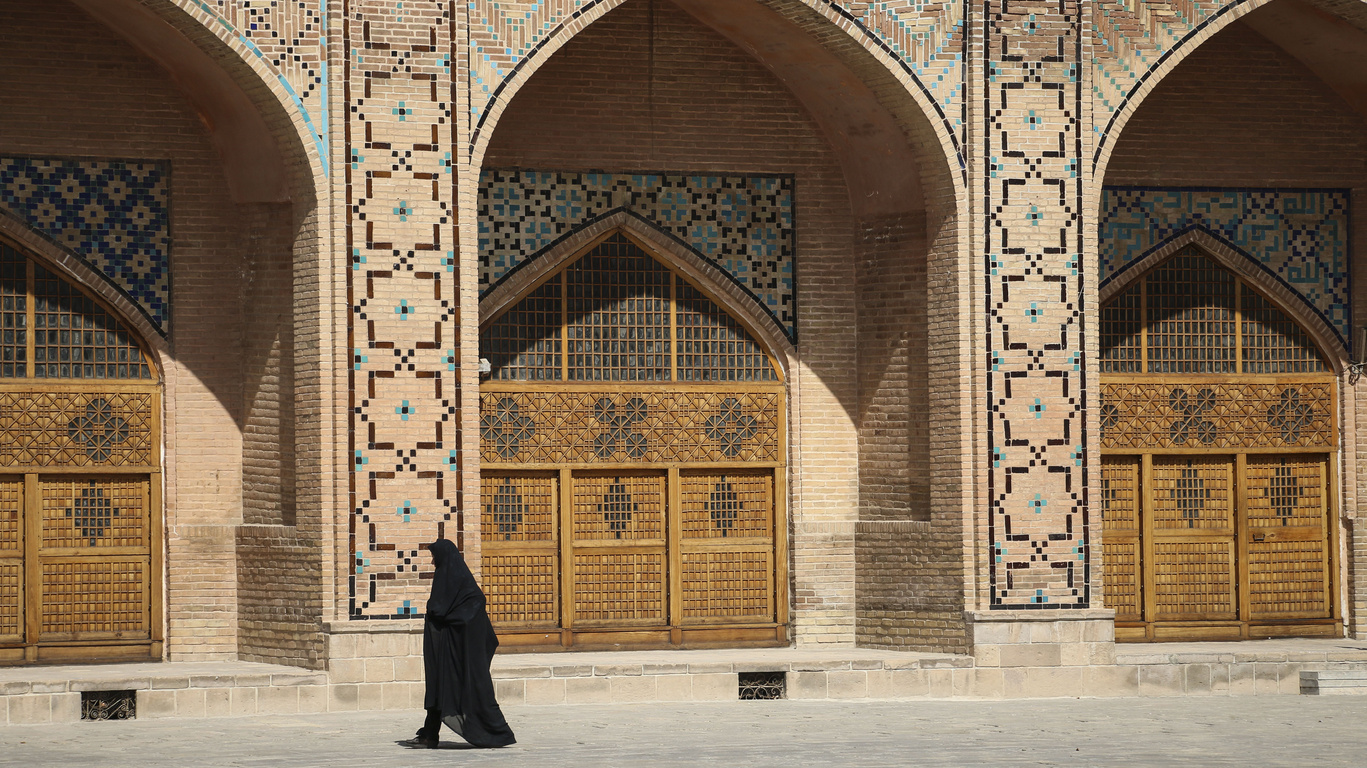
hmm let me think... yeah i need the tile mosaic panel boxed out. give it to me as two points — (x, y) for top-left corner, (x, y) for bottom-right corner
(183, 0), (329, 169)
(346, 0), (459, 619)
(465, 0), (966, 168)
(1099, 187), (1351, 347)
(984, 0), (1090, 608)
(479, 170), (796, 339)
(0, 158), (170, 334)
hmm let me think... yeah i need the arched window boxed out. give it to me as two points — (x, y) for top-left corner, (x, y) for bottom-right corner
(1099, 246), (1337, 642)
(478, 231), (787, 649)
(0, 238), (162, 664)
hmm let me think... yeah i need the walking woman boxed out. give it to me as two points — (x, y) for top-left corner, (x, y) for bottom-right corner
(402, 538), (517, 749)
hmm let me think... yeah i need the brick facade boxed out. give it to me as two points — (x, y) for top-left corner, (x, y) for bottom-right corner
(0, 0), (1362, 674)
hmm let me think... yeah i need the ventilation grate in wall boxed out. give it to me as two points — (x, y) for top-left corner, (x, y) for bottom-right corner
(737, 671), (786, 700)
(81, 690), (136, 721)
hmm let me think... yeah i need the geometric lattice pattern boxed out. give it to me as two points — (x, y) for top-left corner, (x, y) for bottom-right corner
(0, 158), (170, 333)
(1100, 383), (1333, 451)
(0, 392), (156, 468)
(39, 559), (148, 640)
(1099, 188), (1350, 346)
(346, 1), (458, 619)
(983, 0), (1089, 608)
(480, 391), (781, 465)
(681, 550), (772, 622)
(479, 171), (796, 338)
(176, 1), (328, 167)
(571, 552), (665, 625)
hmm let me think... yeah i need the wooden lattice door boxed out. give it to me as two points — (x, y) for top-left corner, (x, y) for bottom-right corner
(0, 239), (162, 664)
(478, 231), (787, 649)
(1100, 247), (1338, 641)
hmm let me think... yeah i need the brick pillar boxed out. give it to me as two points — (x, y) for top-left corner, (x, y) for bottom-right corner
(342, 1), (460, 622)
(968, 0), (1112, 657)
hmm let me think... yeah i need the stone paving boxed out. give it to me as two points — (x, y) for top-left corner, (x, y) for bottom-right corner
(2, 696), (1365, 767)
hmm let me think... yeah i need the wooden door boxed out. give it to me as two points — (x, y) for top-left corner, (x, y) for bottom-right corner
(1099, 245), (1339, 641)
(477, 230), (786, 649)
(0, 239), (162, 664)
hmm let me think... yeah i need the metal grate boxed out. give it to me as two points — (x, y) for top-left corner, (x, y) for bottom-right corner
(81, 690), (135, 720)
(737, 671), (785, 700)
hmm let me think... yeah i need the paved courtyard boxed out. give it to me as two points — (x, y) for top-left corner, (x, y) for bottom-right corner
(2, 696), (1364, 767)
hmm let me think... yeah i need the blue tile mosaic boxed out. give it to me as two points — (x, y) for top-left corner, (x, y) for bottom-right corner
(479, 170), (796, 340)
(0, 158), (170, 334)
(1099, 187), (1351, 347)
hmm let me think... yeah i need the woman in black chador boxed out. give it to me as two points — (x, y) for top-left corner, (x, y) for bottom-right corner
(402, 538), (516, 749)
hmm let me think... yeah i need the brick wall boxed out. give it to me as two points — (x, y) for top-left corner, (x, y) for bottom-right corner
(1105, 23), (1367, 187)
(483, 0), (864, 643)
(851, 211), (967, 652)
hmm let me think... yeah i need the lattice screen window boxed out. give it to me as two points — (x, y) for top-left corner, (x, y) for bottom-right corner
(0, 243), (153, 381)
(0, 249), (25, 378)
(481, 281), (561, 382)
(480, 233), (778, 383)
(1099, 247), (1328, 375)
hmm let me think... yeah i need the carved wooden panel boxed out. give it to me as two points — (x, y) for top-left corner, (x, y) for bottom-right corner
(571, 552), (665, 625)
(1100, 383), (1333, 451)
(39, 558), (149, 640)
(1100, 459), (1141, 622)
(0, 392), (156, 468)
(481, 391), (781, 464)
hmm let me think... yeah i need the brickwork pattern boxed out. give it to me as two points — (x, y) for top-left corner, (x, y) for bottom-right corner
(178, 0), (329, 166)
(466, 0), (968, 168)
(1099, 188), (1351, 346)
(1089, 0), (1238, 168)
(0, 158), (171, 333)
(346, 0), (461, 619)
(983, 0), (1090, 608)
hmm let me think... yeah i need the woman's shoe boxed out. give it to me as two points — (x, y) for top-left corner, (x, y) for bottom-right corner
(400, 732), (438, 749)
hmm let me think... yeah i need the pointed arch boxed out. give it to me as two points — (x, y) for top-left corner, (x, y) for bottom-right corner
(1099, 228), (1347, 370)
(467, 0), (964, 207)
(1091, 0), (1278, 178)
(479, 214), (796, 374)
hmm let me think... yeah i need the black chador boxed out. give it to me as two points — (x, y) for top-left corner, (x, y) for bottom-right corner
(403, 539), (516, 749)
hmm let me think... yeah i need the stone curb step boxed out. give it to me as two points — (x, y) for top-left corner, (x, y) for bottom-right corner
(1300, 670), (1367, 695)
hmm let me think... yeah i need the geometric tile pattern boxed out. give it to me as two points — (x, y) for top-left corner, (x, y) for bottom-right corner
(1100, 382), (1335, 450)
(1099, 187), (1351, 348)
(182, 0), (329, 168)
(0, 392), (156, 469)
(479, 391), (782, 464)
(983, 0), (1090, 608)
(346, 1), (458, 619)
(466, 1), (967, 168)
(479, 170), (796, 338)
(1089, 0), (1239, 168)
(0, 158), (170, 334)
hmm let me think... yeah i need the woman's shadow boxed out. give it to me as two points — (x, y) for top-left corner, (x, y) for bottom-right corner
(393, 739), (482, 750)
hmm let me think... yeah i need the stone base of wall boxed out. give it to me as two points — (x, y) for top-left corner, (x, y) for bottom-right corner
(7, 639), (1367, 723)
(967, 609), (1118, 668)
